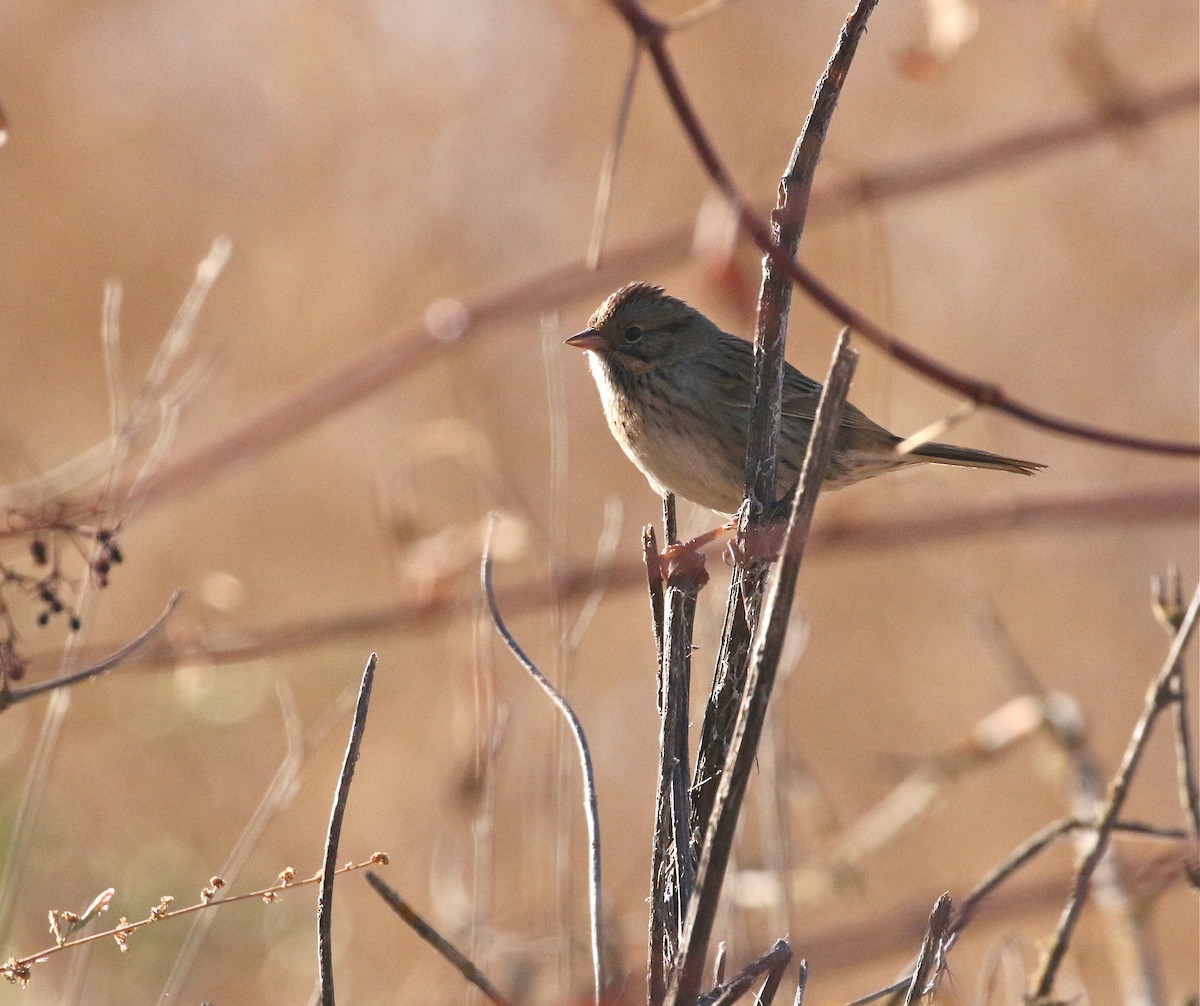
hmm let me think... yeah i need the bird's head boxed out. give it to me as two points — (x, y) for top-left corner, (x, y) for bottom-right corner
(566, 283), (714, 371)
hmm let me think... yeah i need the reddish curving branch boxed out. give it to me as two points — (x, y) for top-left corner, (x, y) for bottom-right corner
(607, 0), (1200, 458)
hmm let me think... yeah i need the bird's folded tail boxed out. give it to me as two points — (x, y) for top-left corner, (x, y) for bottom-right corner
(906, 440), (1045, 476)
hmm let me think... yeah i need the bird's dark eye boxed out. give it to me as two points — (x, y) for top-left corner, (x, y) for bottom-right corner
(623, 325), (643, 343)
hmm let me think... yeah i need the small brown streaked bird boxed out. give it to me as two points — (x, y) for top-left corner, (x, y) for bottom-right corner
(566, 283), (1043, 515)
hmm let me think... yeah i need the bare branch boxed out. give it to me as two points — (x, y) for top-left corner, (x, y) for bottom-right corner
(482, 519), (603, 1005)
(1031, 580), (1200, 998)
(365, 871), (514, 1006)
(0, 590), (183, 711)
(89, 80), (1193, 518)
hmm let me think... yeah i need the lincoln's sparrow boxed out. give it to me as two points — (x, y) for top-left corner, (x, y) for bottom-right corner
(567, 283), (1043, 515)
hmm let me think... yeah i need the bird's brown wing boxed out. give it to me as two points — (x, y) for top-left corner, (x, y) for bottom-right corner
(777, 359), (896, 438)
(704, 334), (895, 439)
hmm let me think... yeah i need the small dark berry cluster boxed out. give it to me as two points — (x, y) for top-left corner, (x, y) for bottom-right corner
(90, 528), (124, 589)
(1, 523), (125, 685)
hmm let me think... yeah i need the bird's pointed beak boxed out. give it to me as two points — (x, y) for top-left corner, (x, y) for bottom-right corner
(565, 328), (604, 351)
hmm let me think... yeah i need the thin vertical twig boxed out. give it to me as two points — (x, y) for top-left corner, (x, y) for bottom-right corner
(588, 41), (644, 268)
(1031, 581), (1200, 998)
(542, 310), (577, 1001)
(318, 653), (378, 1006)
(903, 895), (951, 1005)
(742, 0), (882, 519)
(1152, 566), (1200, 839)
(650, 539), (706, 999)
(687, 0), (883, 874)
(482, 520), (603, 1005)
(793, 960), (809, 1006)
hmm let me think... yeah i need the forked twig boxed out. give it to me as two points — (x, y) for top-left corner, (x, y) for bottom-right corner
(1031, 580), (1200, 997)
(365, 871), (514, 1006)
(707, 938), (792, 1006)
(482, 518), (603, 1005)
(671, 332), (858, 1004)
(951, 817), (1186, 948)
(318, 653), (378, 1006)
(1152, 566), (1200, 838)
(842, 818), (1186, 1006)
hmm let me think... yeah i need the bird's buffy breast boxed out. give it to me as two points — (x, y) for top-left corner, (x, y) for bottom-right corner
(588, 353), (746, 514)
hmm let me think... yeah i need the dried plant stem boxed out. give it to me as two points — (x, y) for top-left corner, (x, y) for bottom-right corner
(318, 653), (378, 1006)
(482, 520), (603, 1005)
(1153, 567), (1200, 838)
(1031, 580), (1200, 998)
(707, 938), (792, 1006)
(649, 542), (705, 1001)
(1, 858), (384, 985)
(365, 871), (514, 1006)
(671, 333), (858, 1005)
(903, 895), (951, 1005)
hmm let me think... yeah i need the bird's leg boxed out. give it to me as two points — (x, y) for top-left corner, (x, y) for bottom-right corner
(723, 489), (795, 568)
(659, 516), (739, 581)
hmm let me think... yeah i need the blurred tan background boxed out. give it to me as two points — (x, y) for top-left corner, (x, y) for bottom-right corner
(0, 0), (1196, 1003)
